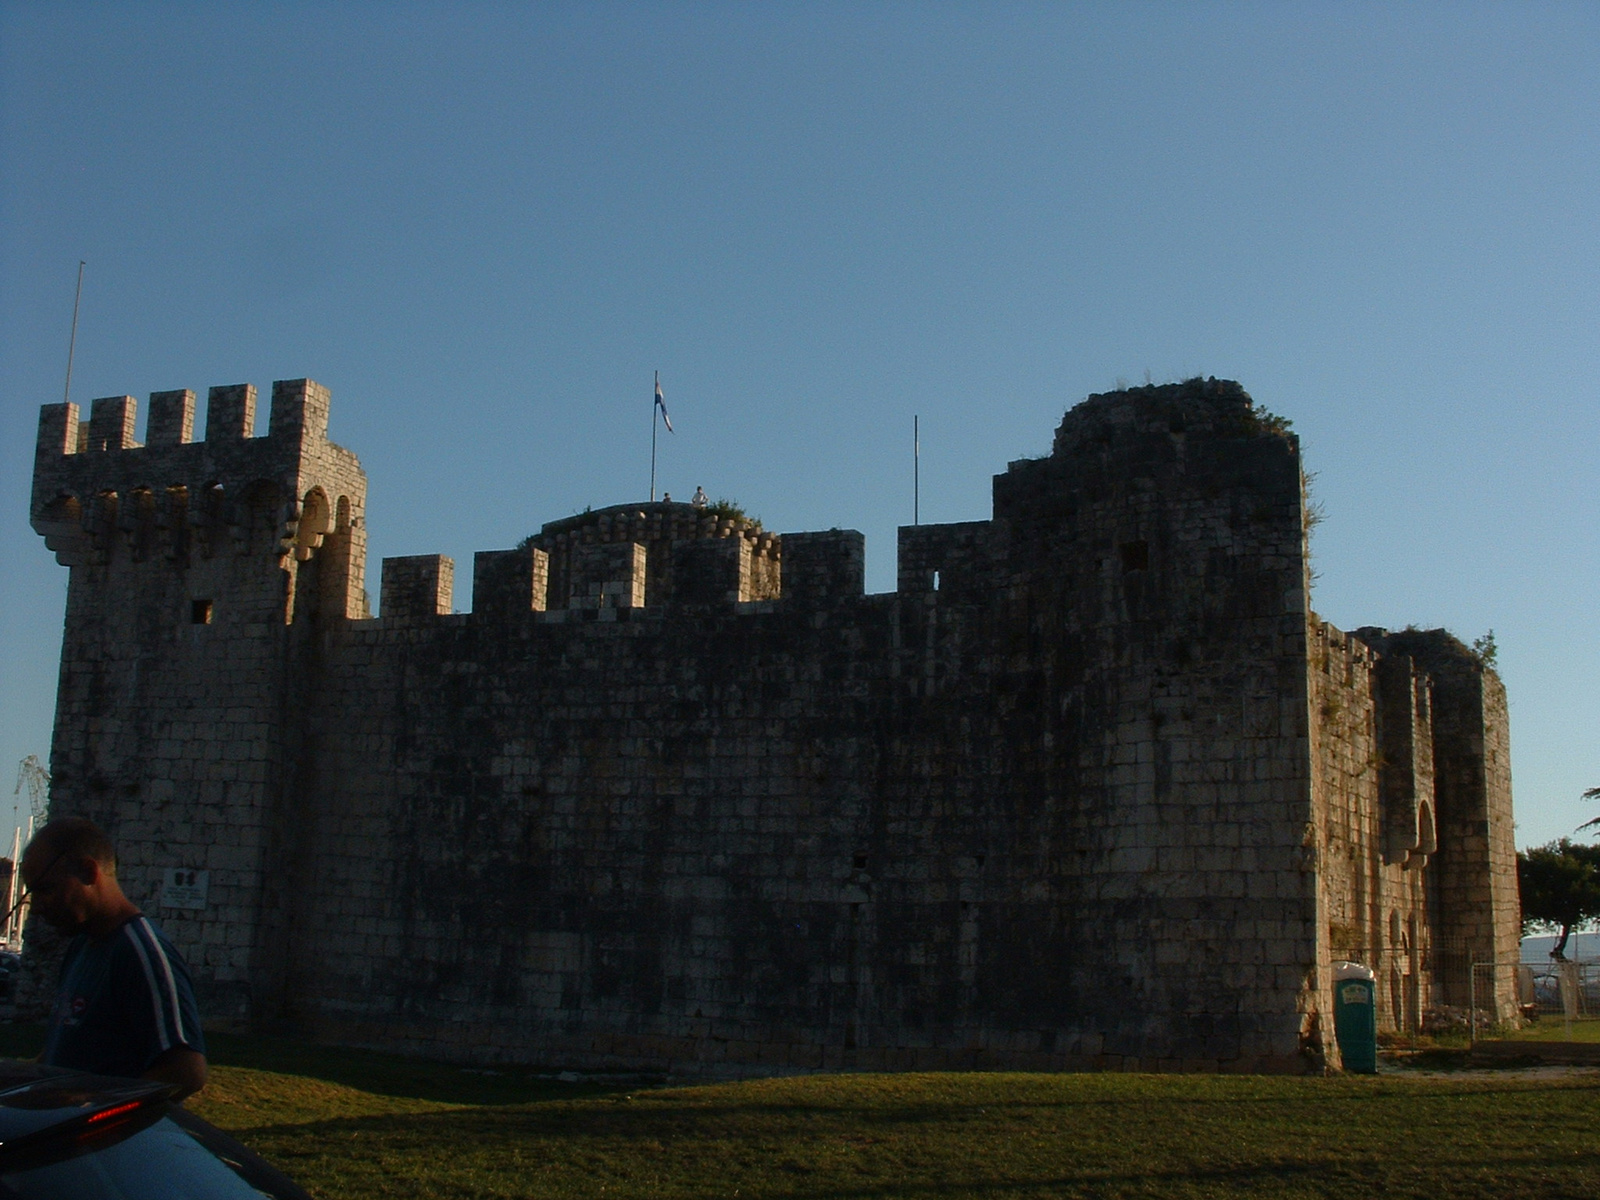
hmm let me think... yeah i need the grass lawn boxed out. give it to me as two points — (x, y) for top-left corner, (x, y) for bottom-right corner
(1497, 1016), (1600, 1043)
(4, 1025), (1598, 1198)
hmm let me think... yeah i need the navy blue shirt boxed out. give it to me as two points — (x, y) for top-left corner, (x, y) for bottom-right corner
(41, 916), (206, 1078)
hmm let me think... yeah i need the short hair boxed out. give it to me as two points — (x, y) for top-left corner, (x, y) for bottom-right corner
(24, 817), (117, 874)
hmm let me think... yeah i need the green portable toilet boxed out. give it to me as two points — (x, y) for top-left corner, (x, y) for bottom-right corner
(1332, 961), (1377, 1073)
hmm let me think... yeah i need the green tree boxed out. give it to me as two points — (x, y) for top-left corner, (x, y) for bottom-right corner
(1519, 838), (1600, 959)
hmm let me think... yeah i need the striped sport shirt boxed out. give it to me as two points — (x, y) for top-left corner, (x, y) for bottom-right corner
(41, 916), (206, 1079)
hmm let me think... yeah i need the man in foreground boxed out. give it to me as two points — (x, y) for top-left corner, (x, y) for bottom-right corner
(21, 817), (207, 1099)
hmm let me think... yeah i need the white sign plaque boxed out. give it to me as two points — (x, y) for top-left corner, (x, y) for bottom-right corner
(161, 868), (209, 911)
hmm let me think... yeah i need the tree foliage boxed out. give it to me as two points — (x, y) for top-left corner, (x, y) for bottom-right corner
(704, 498), (760, 529)
(1470, 630), (1498, 670)
(1519, 838), (1600, 958)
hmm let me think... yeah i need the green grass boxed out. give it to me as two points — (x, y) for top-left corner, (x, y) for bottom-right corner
(1497, 1016), (1600, 1043)
(190, 1067), (1600, 1200)
(4, 1024), (1598, 1198)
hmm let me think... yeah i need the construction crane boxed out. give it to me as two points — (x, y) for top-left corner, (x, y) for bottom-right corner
(14, 756), (49, 824)
(7, 757), (48, 947)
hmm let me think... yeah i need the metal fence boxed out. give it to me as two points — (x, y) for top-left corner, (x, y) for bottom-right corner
(1471, 959), (1600, 1045)
(1334, 944), (1499, 1037)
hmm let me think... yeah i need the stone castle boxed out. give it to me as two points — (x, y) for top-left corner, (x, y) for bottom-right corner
(28, 376), (1520, 1073)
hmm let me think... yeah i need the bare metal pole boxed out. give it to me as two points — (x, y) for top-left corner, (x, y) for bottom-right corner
(913, 414), (920, 526)
(650, 370), (659, 502)
(4, 824), (17, 946)
(63, 260), (86, 407)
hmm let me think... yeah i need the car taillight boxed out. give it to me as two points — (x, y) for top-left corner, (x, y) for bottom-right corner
(85, 1100), (147, 1126)
(73, 1097), (160, 1143)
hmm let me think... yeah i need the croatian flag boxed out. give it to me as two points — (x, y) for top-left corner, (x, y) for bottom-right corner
(655, 377), (673, 433)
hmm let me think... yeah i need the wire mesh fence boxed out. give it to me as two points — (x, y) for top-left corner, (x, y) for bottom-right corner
(1470, 959), (1600, 1045)
(1332, 943), (1513, 1040)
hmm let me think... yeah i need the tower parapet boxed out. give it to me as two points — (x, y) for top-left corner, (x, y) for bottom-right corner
(33, 381), (364, 598)
(523, 501), (781, 610)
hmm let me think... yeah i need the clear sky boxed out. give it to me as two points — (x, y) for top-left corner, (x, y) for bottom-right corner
(2, 2), (1596, 855)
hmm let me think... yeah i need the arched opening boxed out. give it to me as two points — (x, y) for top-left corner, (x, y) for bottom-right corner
(1404, 913), (1422, 1032)
(1416, 800), (1437, 857)
(1386, 909), (1406, 1033)
(292, 487), (363, 624)
(295, 488), (332, 561)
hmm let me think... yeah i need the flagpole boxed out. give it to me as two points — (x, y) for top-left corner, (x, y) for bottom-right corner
(63, 260), (86, 407)
(650, 370), (659, 502)
(913, 414), (920, 526)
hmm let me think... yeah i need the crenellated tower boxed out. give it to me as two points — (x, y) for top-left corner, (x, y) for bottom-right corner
(30, 379), (367, 1020)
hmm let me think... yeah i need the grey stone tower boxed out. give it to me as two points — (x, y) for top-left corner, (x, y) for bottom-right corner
(30, 381), (366, 1020)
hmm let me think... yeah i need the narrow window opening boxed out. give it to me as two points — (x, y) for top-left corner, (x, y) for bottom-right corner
(1119, 540), (1149, 572)
(191, 599), (213, 625)
(852, 855), (868, 870)
(932, 570), (941, 591)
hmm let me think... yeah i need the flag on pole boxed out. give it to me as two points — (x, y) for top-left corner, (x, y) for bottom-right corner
(655, 377), (674, 433)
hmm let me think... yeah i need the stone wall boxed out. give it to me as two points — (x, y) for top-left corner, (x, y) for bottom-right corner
(1350, 628), (1520, 1016)
(27, 376), (1520, 1072)
(1310, 625), (1444, 1034)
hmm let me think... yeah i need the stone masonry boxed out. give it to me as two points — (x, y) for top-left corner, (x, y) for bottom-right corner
(28, 376), (1520, 1073)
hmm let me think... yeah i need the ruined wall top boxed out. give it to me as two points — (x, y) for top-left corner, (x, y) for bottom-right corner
(1349, 627), (1494, 687)
(1050, 377), (1295, 458)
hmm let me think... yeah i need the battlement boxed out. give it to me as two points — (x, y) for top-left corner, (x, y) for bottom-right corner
(31, 379), (366, 577)
(382, 520), (863, 621)
(380, 554), (454, 623)
(35, 380), (331, 461)
(897, 521), (995, 596)
(364, 493), (865, 621)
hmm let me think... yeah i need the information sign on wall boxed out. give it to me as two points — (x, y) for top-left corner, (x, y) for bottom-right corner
(161, 868), (209, 911)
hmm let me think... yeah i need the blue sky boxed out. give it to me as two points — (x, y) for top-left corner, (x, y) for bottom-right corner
(2, 1), (1597, 853)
